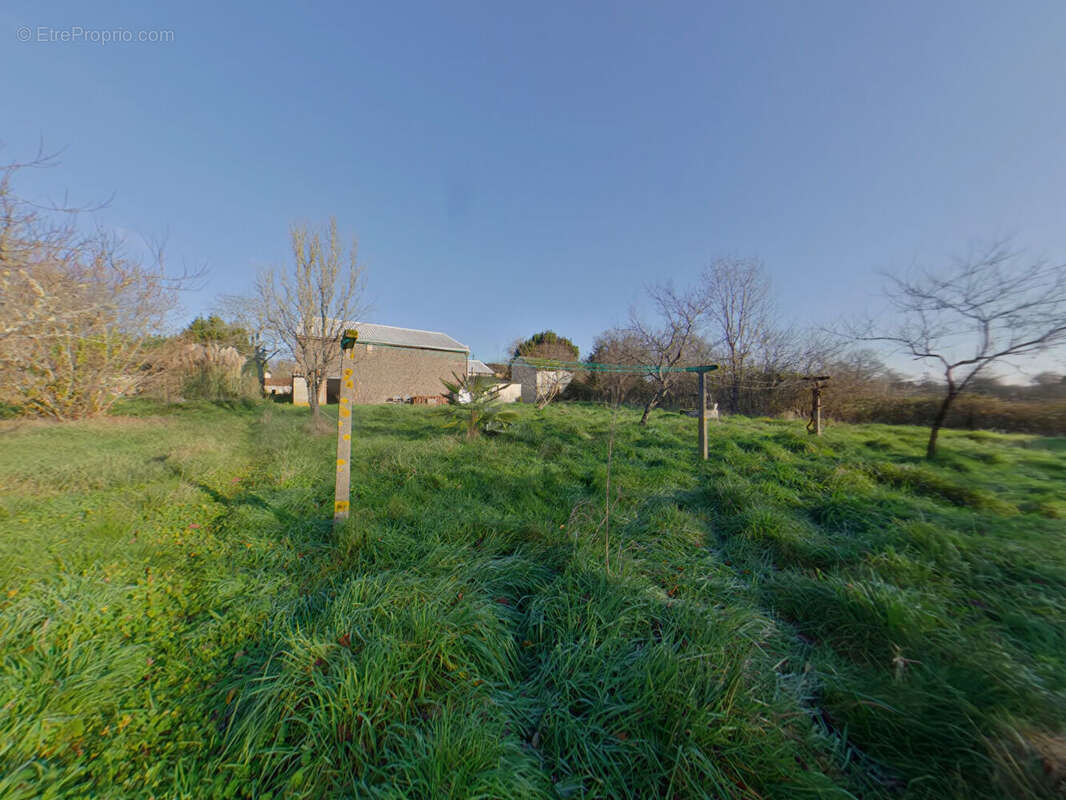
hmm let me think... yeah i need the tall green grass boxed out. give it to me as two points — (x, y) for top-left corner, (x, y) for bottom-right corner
(1, 402), (1063, 798)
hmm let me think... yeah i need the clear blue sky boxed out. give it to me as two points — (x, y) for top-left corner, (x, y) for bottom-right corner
(4, 1), (1065, 375)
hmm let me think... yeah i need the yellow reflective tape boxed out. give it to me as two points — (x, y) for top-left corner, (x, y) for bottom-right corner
(334, 500), (349, 513)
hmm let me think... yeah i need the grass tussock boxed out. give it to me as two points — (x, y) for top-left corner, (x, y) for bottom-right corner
(0, 402), (1063, 798)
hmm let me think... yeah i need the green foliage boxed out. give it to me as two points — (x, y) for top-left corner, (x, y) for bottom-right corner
(153, 320), (261, 403)
(182, 315), (251, 354)
(181, 363), (260, 402)
(0, 404), (1063, 798)
(440, 372), (517, 440)
(513, 330), (579, 360)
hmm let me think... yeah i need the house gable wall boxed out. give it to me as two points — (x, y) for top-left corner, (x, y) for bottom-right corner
(342, 343), (467, 404)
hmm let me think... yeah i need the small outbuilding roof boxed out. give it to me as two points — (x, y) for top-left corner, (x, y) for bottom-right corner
(467, 358), (495, 376)
(347, 322), (469, 353)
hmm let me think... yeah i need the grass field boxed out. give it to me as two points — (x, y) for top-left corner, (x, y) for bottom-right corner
(1, 401), (1064, 799)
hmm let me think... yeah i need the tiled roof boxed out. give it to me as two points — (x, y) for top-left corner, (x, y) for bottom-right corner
(348, 322), (469, 353)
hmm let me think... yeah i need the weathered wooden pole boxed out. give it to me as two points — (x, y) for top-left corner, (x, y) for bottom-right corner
(687, 365), (717, 460)
(802, 376), (830, 436)
(698, 369), (708, 460)
(334, 329), (358, 525)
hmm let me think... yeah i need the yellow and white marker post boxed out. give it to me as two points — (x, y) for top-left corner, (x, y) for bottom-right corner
(334, 329), (358, 525)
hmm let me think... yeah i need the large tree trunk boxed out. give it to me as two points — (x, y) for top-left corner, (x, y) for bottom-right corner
(926, 390), (957, 459)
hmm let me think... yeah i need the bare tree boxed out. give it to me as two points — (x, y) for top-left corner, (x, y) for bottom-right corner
(625, 282), (709, 425)
(535, 369), (574, 409)
(699, 258), (775, 413)
(255, 218), (366, 424)
(587, 329), (646, 406)
(0, 147), (199, 419)
(858, 241), (1066, 458)
(0, 146), (109, 347)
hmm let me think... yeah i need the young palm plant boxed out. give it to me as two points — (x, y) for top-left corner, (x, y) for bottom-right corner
(440, 372), (517, 440)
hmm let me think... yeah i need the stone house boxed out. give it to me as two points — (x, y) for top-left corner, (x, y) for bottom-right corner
(292, 323), (470, 406)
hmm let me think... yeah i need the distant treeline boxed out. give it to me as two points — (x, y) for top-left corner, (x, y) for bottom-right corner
(563, 361), (1066, 436)
(836, 396), (1066, 437)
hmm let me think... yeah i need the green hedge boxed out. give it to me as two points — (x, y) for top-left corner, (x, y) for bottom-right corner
(835, 396), (1066, 436)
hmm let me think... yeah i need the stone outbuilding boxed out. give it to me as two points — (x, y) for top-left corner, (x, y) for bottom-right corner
(292, 323), (470, 406)
(510, 357), (574, 404)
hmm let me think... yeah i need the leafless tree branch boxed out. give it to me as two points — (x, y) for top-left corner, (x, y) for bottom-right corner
(0, 149), (200, 418)
(254, 218), (367, 423)
(624, 281), (710, 424)
(853, 240), (1066, 457)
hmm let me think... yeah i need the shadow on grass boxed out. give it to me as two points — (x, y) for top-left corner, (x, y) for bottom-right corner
(160, 455), (308, 533)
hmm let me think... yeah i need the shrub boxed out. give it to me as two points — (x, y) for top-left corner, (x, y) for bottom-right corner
(440, 372), (517, 440)
(142, 342), (258, 402)
(0, 154), (195, 420)
(512, 331), (579, 361)
(833, 395), (1066, 436)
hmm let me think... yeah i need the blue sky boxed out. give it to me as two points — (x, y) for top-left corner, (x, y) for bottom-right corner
(3, 1), (1065, 376)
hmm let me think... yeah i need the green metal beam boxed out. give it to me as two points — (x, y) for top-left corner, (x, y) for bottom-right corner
(516, 358), (718, 375)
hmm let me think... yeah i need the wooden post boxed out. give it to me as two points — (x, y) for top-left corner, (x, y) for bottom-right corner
(334, 329), (358, 525)
(686, 365), (719, 460)
(698, 369), (708, 460)
(802, 376), (830, 436)
(683, 365), (718, 460)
